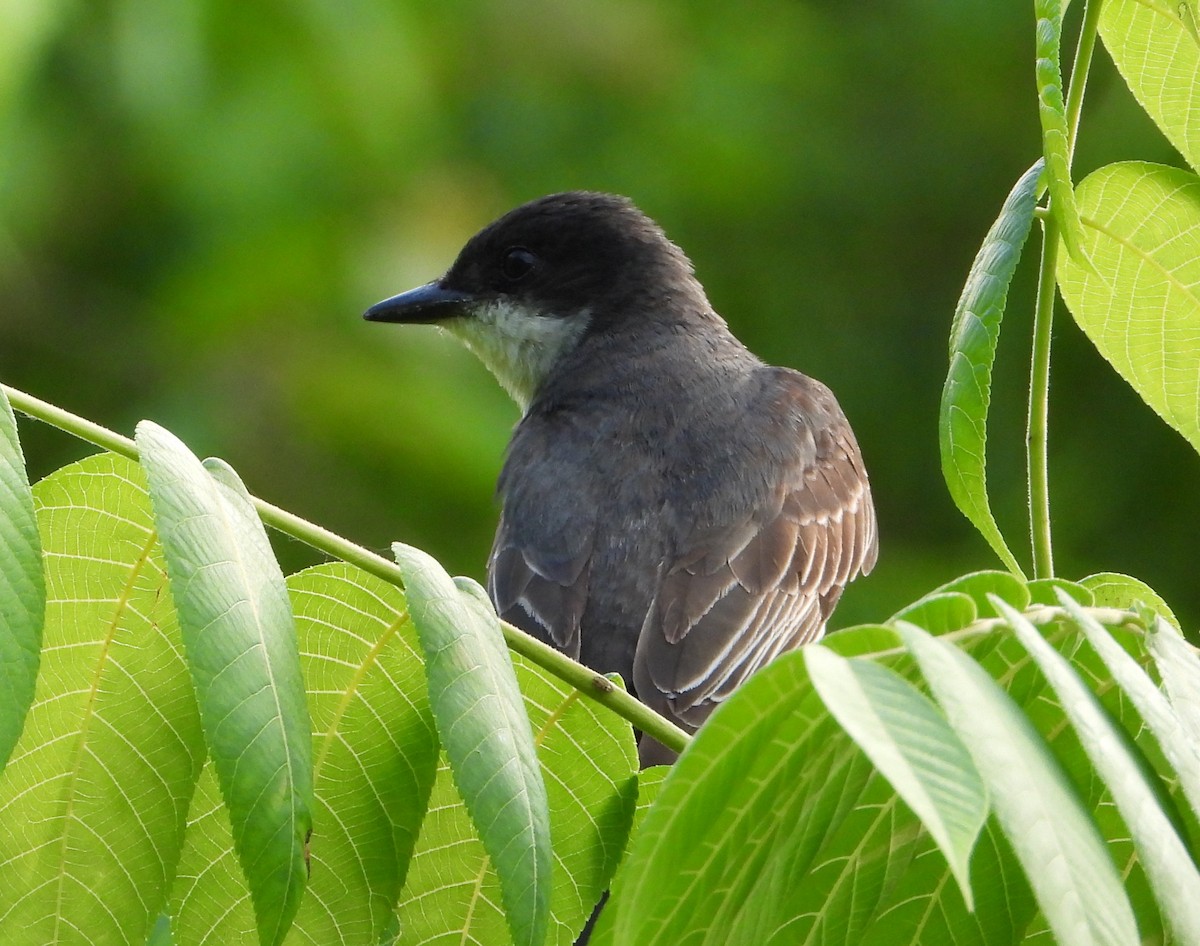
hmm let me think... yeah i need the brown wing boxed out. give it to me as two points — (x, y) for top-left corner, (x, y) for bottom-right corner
(633, 373), (877, 732)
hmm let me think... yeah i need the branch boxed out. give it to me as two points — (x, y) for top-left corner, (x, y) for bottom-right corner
(1, 382), (692, 756)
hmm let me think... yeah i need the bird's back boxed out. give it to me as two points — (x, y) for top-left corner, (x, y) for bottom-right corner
(487, 317), (877, 756)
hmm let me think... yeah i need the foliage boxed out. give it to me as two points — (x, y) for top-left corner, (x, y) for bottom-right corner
(940, 158), (1042, 577)
(2, 2), (1200, 944)
(5, 0), (1197, 629)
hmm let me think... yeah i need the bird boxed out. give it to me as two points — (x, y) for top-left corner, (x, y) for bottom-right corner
(365, 191), (877, 765)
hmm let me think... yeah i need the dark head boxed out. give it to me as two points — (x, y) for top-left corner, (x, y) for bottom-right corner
(364, 191), (710, 408)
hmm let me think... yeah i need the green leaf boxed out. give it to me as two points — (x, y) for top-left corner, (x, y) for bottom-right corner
(289, 563), (438, 941)
(587, 765), (670, 946)
(1022, 598), (1196, 945)
(1099, 0), (1200, 172)
(930, 569), (1030, 615)
(137, 423), (314, 946)
(602, 599), (1200, 943)
(604, 652), (857, 945)
(0, 389), (43, 773)
(1025, 577), (1091, 607)
(396, 653), (637, 945)
(899, 621), (1139, 946)
(170, 562), (440, 946)
(391, 543), (551, 946)
(806, 645), (987, 908)
(171, 763), (251, 941)
(147, 913), (173, 946)
(996, 597), (1200, 945)
(1057, 162), (1200, 456)
(889, 592), (977, 634)
(1147, 617), (1200, 750)
(0, 453), (203, 945)
(1079, 571), (1180, 631)
(603, 648), (1000, 946)
(1058, 591), (1200, 832)
(630, 764), (669, 829)
(939, 160), (1041, 578)
(1035, 0), (1087, 260)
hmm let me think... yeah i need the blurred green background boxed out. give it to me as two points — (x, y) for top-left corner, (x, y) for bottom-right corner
(2, 0), (1197, 629)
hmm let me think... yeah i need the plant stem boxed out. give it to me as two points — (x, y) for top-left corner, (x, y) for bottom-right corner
(1027, 0), (1102, 580)
(1064, 0), (1104, 158)
(1028, 220), (1058, 580)
(874, 603), (1145, 659)
(1, 382), (692, 756)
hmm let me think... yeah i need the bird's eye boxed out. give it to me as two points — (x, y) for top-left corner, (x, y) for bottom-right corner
(500, 247), (538, 283)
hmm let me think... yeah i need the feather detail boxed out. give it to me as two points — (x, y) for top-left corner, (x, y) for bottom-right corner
(633, 370), (878, 733)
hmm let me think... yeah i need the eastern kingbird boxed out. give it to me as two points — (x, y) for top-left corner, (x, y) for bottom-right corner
(365, 192), (877, 764)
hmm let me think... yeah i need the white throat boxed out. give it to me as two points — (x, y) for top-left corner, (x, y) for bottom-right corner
(443, 298), (590, 411)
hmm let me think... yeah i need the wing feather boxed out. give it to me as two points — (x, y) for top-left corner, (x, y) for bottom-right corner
(488, 510), (592, 657)
(634, 370), (878, 733)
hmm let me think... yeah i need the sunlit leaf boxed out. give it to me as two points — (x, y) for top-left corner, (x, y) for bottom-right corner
(601, 617), (1174, 943)
(1025, 577), (1091, 607)
(929, 570), (1030, 616)
(939, 160), (1041, 578)
(807, 645), (987, 907)
(997, 597), (1200, 945)
(170, 563), (439, 946)
(1079, 571), (1180, 631)
(1059, 591), (1200, 828)
(1147, 617), (1200, 751)
(606, 650), (882, 945)
(822, 623), (902, 657)
(0, 389), (43, 773)
(391, 544), (551, 946)
(289, 564), (438, 941)
(171, 764), (252, 942)
(900, 621), (1139, 946)
(1057, 162), (1200, 456)
(0, 453), (203, 945)
(1099, 0), (1200, 172)
(587, 765), (670, 946)
(889, 591), (977, 634)
(602, 623), (1020, 946)
(396, 654), (637, 945)
(138, 423), (313, 946)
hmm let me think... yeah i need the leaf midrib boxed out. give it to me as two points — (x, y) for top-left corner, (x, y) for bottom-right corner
(50, 527), (159, 940)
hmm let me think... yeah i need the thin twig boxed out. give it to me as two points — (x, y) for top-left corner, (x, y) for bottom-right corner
(1, 382), (692, 755)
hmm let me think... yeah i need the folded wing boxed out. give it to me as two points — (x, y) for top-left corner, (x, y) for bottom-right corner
(635, 372), (878, 731)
